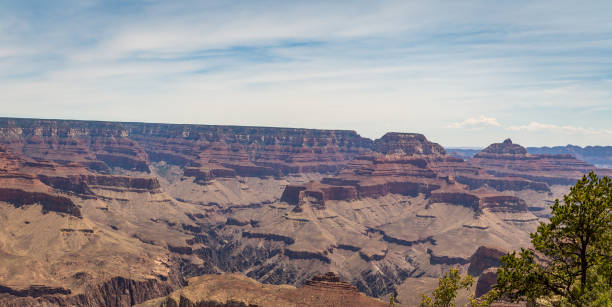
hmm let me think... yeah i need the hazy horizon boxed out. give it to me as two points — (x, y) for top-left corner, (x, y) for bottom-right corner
(1, 1), (611, 147)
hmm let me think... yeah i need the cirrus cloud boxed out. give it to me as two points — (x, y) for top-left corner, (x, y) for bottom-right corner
(447, 116), (501, 129)
(507, 122), (612, 136)
(1, 1), (612, 146)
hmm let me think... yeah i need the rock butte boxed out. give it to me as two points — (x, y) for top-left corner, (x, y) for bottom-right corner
(0, 117), (610, 307)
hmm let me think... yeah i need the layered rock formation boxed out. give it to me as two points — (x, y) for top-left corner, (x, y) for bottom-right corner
(0, 276), (175, 307)
(373, 132), (446, 155)
(0, 145), (82, 217)
(528, 145), (612, 169)
(469, 139), (603, 186)
(0, 118), (370, 181)
(480, 139), (527, 155)
(468, 246), (506, 276)
(450, 143), (612, 170)
(449, 139), (611, 194)
(0, 117), (609, 306)
(302, 272), (359, 292)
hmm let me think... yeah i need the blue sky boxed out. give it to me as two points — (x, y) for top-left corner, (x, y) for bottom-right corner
(1, 0), (611, 147)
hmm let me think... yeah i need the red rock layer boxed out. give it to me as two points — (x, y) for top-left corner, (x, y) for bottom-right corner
(0, 144), (160, 223)
(0, 146), (82, 217)
(0, 118), (372, 181)
(373, 132), (446, 155)
(479, 138), (527, 155)
(279, 135), (567, 208)
(281, 152), (447, 207)
(469, 139), (601, 186)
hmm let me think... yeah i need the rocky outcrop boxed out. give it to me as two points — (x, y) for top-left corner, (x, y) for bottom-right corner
(84, 175), (161, 192)
(0, 188), (81, 217)
(38, 174), (161, 194)
(377, 230), (435, 247)
(469, 139), (601, 188)
(303, 272), (358, 291)
(0, 276), (175, 307)
(284, 249), (331, 264)
(70, 276), (174, 307)
(485, 170), (580, 186)
(280, 182), (357, 207)
(475, 268), (498, 298)
(373, 132), (446, 155)
(429, 191), (480, 210)
(242, 231), (295, 244)
(280, 152), (444, 204)
(455, 175), (549, 192)
(427, 249), (470, 265)
(477, 139), (527, 156)
(0, 285), (71, 297)
(95, 153), (150, 172)
(428, 193), (529, 214)
(357, 180), (438, 199)
(280, 185), (307, 205)
(168, 245), (193, 255)
(183, 166), (235, 182)
(37, 174), (94, 195)
(481, 196), (528, 213)
(468, 246), (506, 276)
(359, 249), (387, 261)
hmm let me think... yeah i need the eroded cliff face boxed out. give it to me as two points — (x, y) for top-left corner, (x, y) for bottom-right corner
(469, 139), (601, 186)
(0, 146), (82, 217)
(527, 145), (612, 169)
(0, 118), (371, 180)
(0, 276), (175, 307)
(0, 118), (609, 305)
(373, 132), (446, 155)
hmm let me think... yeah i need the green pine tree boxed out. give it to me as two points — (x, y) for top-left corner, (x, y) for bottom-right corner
(494, 172), (612, 305)
(419, 268), (474, 307)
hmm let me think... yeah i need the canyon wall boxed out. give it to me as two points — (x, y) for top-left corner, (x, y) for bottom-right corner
(1, 117), (610, 306)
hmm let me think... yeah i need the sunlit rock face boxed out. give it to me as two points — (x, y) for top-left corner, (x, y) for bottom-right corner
(469, 138), (603, 186)
(373, 132), (446, 155)
(0, 117), (610, 306)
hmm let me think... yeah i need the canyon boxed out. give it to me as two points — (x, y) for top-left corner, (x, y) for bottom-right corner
(0, 117), (610, 306)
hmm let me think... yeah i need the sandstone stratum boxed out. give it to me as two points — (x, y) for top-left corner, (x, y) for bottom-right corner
(0, 117), (610, 306)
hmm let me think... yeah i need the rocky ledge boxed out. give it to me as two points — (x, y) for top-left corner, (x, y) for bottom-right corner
(468, 246), (506, 276)
(303, 272), (359, 292)
(0, 188), (82, 217)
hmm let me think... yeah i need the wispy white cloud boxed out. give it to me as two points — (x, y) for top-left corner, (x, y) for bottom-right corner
(0, 1), (611, 146)
(507, 122), (612, 136)
(447, 116), (501, 129)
